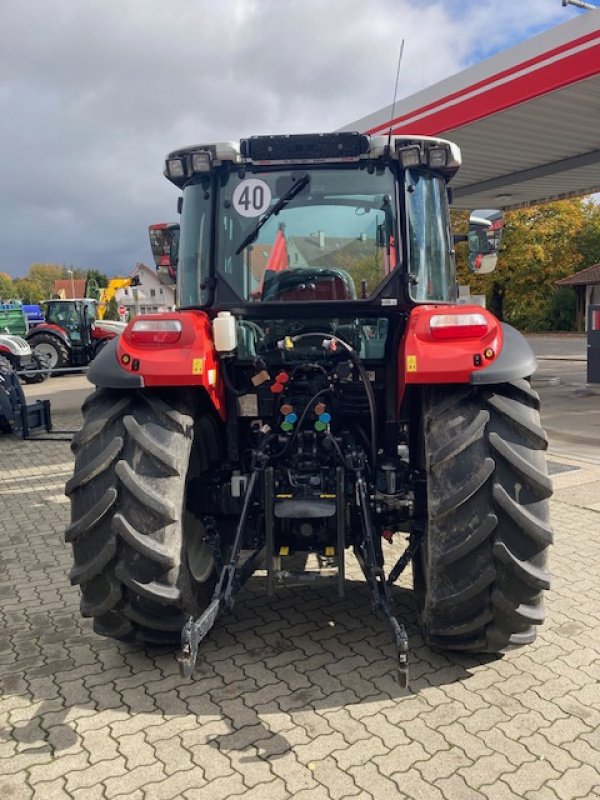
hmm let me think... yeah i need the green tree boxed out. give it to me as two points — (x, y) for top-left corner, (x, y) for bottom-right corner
(104, 296), (120, 321)
(86, 269), (109, 289)
(0, 272), (14, 301)
(547, 287), (576, 331)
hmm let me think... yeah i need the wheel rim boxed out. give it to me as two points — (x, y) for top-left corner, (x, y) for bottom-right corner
(33, 343), (59, 369)
(185, 515), (215, 583)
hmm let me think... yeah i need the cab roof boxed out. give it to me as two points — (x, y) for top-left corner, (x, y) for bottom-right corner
(164, 132), (462, 188)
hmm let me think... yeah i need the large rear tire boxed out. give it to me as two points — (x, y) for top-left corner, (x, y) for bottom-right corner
(66, 387), (225, 643)
(20, 353), (51, 384)
(415, 380), (552, 653)
(29, 333), (70, 372)
(0, 355), (20, 433)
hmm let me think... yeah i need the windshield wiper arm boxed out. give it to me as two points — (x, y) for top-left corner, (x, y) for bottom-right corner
(235, 174), (309, 255)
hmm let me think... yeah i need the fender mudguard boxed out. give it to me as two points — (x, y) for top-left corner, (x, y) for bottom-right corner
(470, 323), (537, 385)
(27, 324), (71, 347)
(398, 307), (537, 405)
(87, 338), (144, 389)
(88, 310), (225, 419)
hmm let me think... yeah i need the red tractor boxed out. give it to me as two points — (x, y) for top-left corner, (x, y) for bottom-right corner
(66, 133), (551, 686)
(27, 299), (123, 371)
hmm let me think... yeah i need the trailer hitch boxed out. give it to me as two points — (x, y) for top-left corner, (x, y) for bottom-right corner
(178, 468), (261, 679)
(354, 462), (410, 688)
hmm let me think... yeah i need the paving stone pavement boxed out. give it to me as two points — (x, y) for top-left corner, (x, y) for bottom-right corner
(1, 410), (599, 800)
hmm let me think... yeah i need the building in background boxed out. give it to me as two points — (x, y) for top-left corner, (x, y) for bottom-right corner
(115, 263), (175, 315)
(53, 279), (87, 299)
(556, 263), (600, 331)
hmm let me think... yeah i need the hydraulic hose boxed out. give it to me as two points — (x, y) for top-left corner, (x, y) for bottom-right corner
(285, 332), (378, 471)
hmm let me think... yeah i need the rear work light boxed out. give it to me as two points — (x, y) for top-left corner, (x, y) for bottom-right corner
(427, 146), (449, 168)
(429, 312), (489, 340)
(166, 158), (185, 179)
(191, 151), (211, 173)
(397, 145), (422, 168)
(127, 319), (183, 345)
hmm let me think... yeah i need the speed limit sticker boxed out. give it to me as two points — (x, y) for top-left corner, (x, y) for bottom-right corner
(233, 179), (271, 217)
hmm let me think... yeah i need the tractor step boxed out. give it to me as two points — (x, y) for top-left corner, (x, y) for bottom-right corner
(265, 466), (346, 599)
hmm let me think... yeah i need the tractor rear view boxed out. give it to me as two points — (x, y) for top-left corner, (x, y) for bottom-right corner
(66, 132), (551, 685)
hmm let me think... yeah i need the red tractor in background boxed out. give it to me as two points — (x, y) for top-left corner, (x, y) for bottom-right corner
(27, 299), (125, 372)
(66, 132), (551, 686)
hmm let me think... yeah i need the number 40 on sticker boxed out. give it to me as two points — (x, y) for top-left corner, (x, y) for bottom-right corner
(233, 179), (271, 218)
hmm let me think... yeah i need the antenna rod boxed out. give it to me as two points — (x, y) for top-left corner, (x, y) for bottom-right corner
(387, 39), (405, 148)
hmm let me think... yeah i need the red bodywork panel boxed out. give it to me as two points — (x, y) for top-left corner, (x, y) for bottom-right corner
(92, 327), (115, 342)
(117, 310), (226, 419)
(28, 322), (115, 344)
(28, 323), (70, 342)
(398, 305), (503, 404)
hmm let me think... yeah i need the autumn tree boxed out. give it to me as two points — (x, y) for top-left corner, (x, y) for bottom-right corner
(453, 199), (589, 330)
(26, 263), (64, 299)
(0, 272), (14, 301)
(12, 278), (46, 304)
(574, 200), (600, 268)
(497, 200), (587, 330)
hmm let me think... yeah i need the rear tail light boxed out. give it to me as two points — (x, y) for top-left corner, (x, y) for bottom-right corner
(429, 312), (489, 339)
(126, 319), (183, 345)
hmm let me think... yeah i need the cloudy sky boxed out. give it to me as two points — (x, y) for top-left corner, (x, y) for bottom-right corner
(1, 0), (584, 277)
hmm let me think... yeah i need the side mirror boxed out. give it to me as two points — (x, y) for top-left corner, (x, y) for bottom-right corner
(468, 209), (503, 274)
(149, 223), (180, 285)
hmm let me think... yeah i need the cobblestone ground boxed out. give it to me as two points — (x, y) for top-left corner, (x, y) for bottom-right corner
(1, 411), (599, 800)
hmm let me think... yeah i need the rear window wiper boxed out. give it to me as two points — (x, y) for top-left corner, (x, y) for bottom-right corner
(235, 174), (310, 255)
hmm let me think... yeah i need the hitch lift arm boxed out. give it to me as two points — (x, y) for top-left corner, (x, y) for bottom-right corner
(178, 467), (261, 678)
(354, 461), (410, 688)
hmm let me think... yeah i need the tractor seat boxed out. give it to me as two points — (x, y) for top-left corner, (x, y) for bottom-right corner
(261, 268), (356, 302)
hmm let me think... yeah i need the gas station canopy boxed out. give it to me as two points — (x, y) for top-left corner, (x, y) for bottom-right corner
(342, 13), (600, 209)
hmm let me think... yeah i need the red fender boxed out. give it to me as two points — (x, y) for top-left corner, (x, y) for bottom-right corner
(117, 310), (226, 419)
(398, 305), (503, 406)
(27, 324), (72, 349)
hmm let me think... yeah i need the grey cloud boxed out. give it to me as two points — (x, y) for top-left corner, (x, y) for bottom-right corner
(0, 0), (577, 276)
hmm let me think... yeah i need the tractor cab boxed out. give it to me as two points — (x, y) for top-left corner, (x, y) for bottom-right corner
(44, 299), (96, 347)
(169, 134), (461, 309)
(163, 133), (500, 361)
